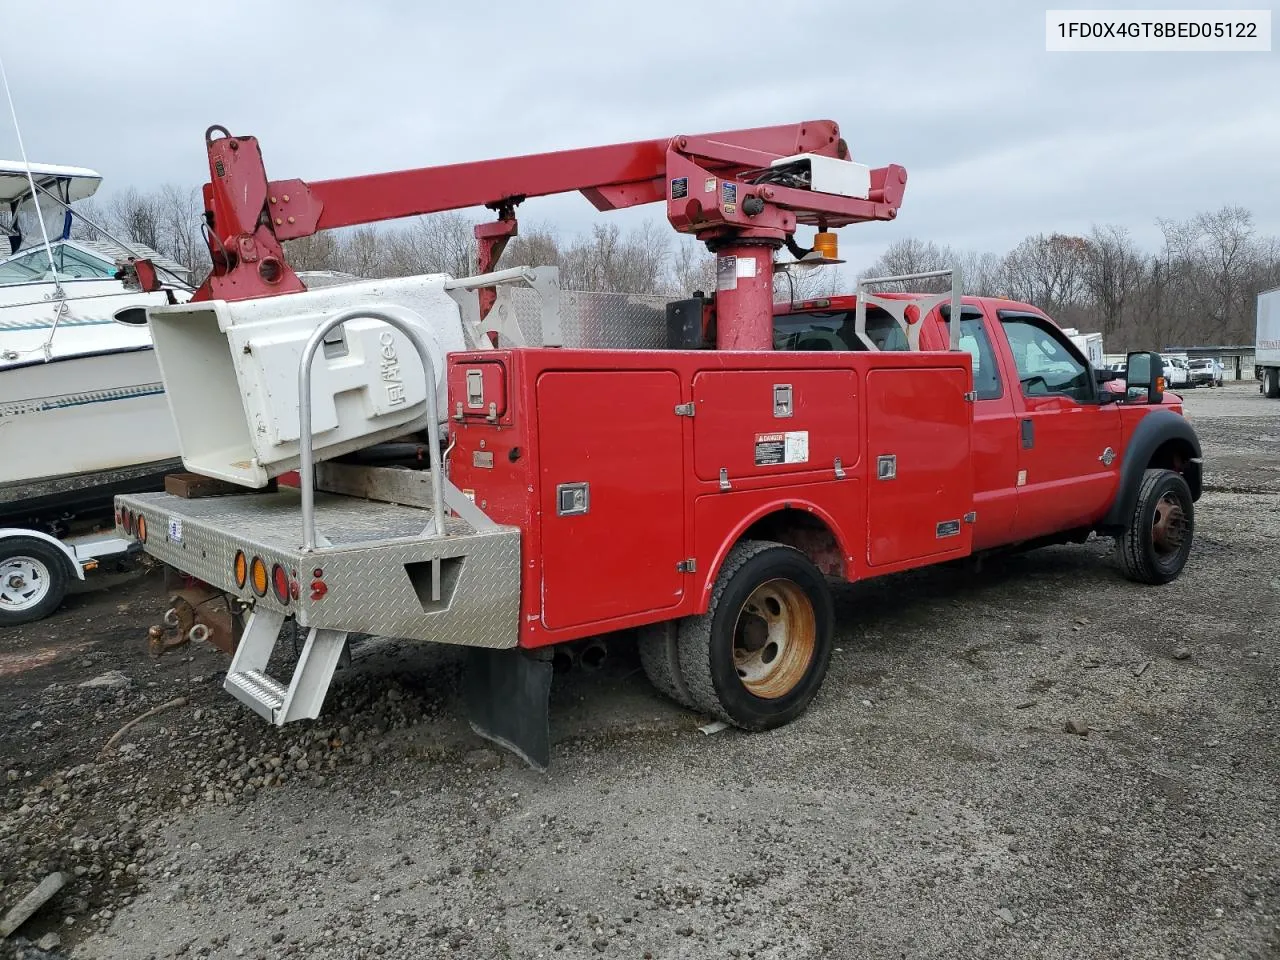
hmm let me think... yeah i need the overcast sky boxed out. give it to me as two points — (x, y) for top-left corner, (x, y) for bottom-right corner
(3, 0), (1277, 270)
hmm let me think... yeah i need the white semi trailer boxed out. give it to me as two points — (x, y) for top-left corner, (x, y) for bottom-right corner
(1258, 287), (1280, 398)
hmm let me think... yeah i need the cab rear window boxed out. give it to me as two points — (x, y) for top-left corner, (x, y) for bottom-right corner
(773, 308), (908, 352)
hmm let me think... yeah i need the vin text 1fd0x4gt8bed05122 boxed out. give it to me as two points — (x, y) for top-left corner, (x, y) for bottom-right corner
(112, 120), (1202, 768)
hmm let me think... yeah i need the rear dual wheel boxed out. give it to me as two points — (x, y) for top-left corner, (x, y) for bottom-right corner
(639, 541), (834, 730)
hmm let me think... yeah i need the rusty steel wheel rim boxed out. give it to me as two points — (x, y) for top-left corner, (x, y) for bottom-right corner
(1151, 491), (1188, 557)
(732, 579), (817, 699)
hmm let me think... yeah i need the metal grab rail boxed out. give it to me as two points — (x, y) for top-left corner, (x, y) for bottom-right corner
(298, 305), (446, 552)
(855, 267), (964, 351)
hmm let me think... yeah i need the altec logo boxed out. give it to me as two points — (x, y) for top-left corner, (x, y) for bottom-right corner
(378, 331), (406, 406)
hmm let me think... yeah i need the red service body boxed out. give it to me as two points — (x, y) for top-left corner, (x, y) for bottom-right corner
(447, 293), (1193, 650)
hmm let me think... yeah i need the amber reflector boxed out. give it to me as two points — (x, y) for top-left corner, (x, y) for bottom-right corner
(233, 551), (248, 589)
(250, 556), (268, 596)
(136, 515), (147, 542)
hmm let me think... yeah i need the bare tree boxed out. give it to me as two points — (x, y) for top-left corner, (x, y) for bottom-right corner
(336, 226), (385, 278)
(504, 223), (562, 270)
(284, 232), (342, 272)
(384, 213), (475, 278)
(108, 188), (164, 253)
(1079, 225), (1144, 337)
(998, 233), (1090, 317)
(561, 222), (669, 293)
(669, 238), (716, 296)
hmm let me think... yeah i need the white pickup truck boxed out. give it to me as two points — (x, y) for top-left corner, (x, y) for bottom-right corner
(1160, 353), (1190, 389)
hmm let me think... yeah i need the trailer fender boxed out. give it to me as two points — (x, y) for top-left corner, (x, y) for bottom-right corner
(697, 501), (850, 613)
(1099, 410), (1202, 532)
(0, 528), (86, 580)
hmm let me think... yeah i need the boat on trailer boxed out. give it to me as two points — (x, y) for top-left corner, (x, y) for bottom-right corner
(0, 160), (190, 624)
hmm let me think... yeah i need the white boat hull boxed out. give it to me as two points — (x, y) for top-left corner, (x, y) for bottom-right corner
(0, 346), (179, 498)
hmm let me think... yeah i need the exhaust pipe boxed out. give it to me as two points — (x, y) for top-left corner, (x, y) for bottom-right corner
(579, 638), (608, 672)
(551, 645), (578, 674)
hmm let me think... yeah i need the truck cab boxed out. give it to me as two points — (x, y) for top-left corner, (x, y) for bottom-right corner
(773, 292), (1200, 559)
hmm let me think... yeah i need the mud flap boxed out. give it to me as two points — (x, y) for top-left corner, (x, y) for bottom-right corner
(462, 647), (553, 772)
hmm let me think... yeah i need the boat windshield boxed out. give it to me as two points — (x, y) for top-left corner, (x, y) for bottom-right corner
(0, 242), (118, 285)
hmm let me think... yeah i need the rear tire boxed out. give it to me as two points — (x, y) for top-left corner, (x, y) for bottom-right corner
(0, 537), (73, 626)
(637, 621), (694, 709)
(1117, 469), (1194, 585)
(677, 541), (834, 730)
(1265, 368), (1280, 399)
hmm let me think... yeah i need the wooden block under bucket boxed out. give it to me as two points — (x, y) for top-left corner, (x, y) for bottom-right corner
(164, 472), (277, 499)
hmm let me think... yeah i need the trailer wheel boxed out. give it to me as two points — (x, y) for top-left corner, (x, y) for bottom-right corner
(0, 537), (73, 626)
(1265, 368), (1280, 399)
(677, 540), (834, 730)
(1117, 469), (1194, 585)
(637, 621), (694, 708)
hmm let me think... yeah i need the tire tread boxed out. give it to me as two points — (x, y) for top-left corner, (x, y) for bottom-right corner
(1117, 468), (1193, 585)
(677, 540), (802, 726)
(637, 622), (694, 709)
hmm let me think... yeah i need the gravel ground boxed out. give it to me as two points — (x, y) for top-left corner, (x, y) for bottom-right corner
(1, 381), (1277, 960)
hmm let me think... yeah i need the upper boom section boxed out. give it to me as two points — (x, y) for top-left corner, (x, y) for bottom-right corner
(189, 120), (907, 304)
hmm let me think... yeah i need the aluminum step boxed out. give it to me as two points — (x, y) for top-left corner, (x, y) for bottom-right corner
(223, 609), (348, 726)
(225, 670), (287, 721)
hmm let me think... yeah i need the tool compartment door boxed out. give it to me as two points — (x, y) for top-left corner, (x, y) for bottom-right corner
(866, 367), (974, 567)
(692, 370), (860, 481)
(537, 370), (685, 630)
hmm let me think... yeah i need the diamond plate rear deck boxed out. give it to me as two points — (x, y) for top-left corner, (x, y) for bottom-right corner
(118, 490), (521, 648)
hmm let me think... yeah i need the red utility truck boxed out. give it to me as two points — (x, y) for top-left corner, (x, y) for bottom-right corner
(114, 121), (1201, 768)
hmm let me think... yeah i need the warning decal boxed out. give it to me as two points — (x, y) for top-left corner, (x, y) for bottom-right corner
(716, 256), (737, 291)
(754, 431), (809, 466)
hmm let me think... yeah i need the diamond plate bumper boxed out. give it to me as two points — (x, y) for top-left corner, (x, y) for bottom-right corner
(116, 489), (521, 648)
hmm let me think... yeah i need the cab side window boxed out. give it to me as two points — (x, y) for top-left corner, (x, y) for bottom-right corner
(955, 316), (1003, 400)
(1001, 316), (1093, 403)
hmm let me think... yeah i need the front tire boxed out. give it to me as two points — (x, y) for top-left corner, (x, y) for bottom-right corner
(1117, 469), (1194, 585)
(677, 541), (834, 730)
(0, 537), (73, 626)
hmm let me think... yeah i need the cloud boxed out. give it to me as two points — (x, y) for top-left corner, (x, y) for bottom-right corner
(2, 0), (1274, 270)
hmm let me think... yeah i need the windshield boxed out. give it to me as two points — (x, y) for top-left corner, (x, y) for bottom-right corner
(0, 242), (117, 286)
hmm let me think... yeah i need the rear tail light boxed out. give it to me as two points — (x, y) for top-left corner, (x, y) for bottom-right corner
(271, 563), (290, 604)
(120, 508), (133, 535)
(249, 556), (268, 596)
(233, 551), (248, 589)
(136, 515), (147, 542)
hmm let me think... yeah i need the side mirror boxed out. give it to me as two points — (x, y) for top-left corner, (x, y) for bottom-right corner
(1094, 366), (1119, 383)
(1125, 351), (1164, 404)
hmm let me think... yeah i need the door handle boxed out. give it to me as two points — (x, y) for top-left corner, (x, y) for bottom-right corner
(1020, 419), (1034, 449)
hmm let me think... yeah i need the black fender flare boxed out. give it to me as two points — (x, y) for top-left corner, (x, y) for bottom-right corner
(1099, 409), (1202, 532)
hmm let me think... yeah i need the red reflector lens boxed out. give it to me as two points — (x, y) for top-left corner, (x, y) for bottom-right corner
(271, 563), (289, 604)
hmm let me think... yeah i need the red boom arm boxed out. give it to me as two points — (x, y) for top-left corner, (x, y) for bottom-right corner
(185, 120), (906, 348)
